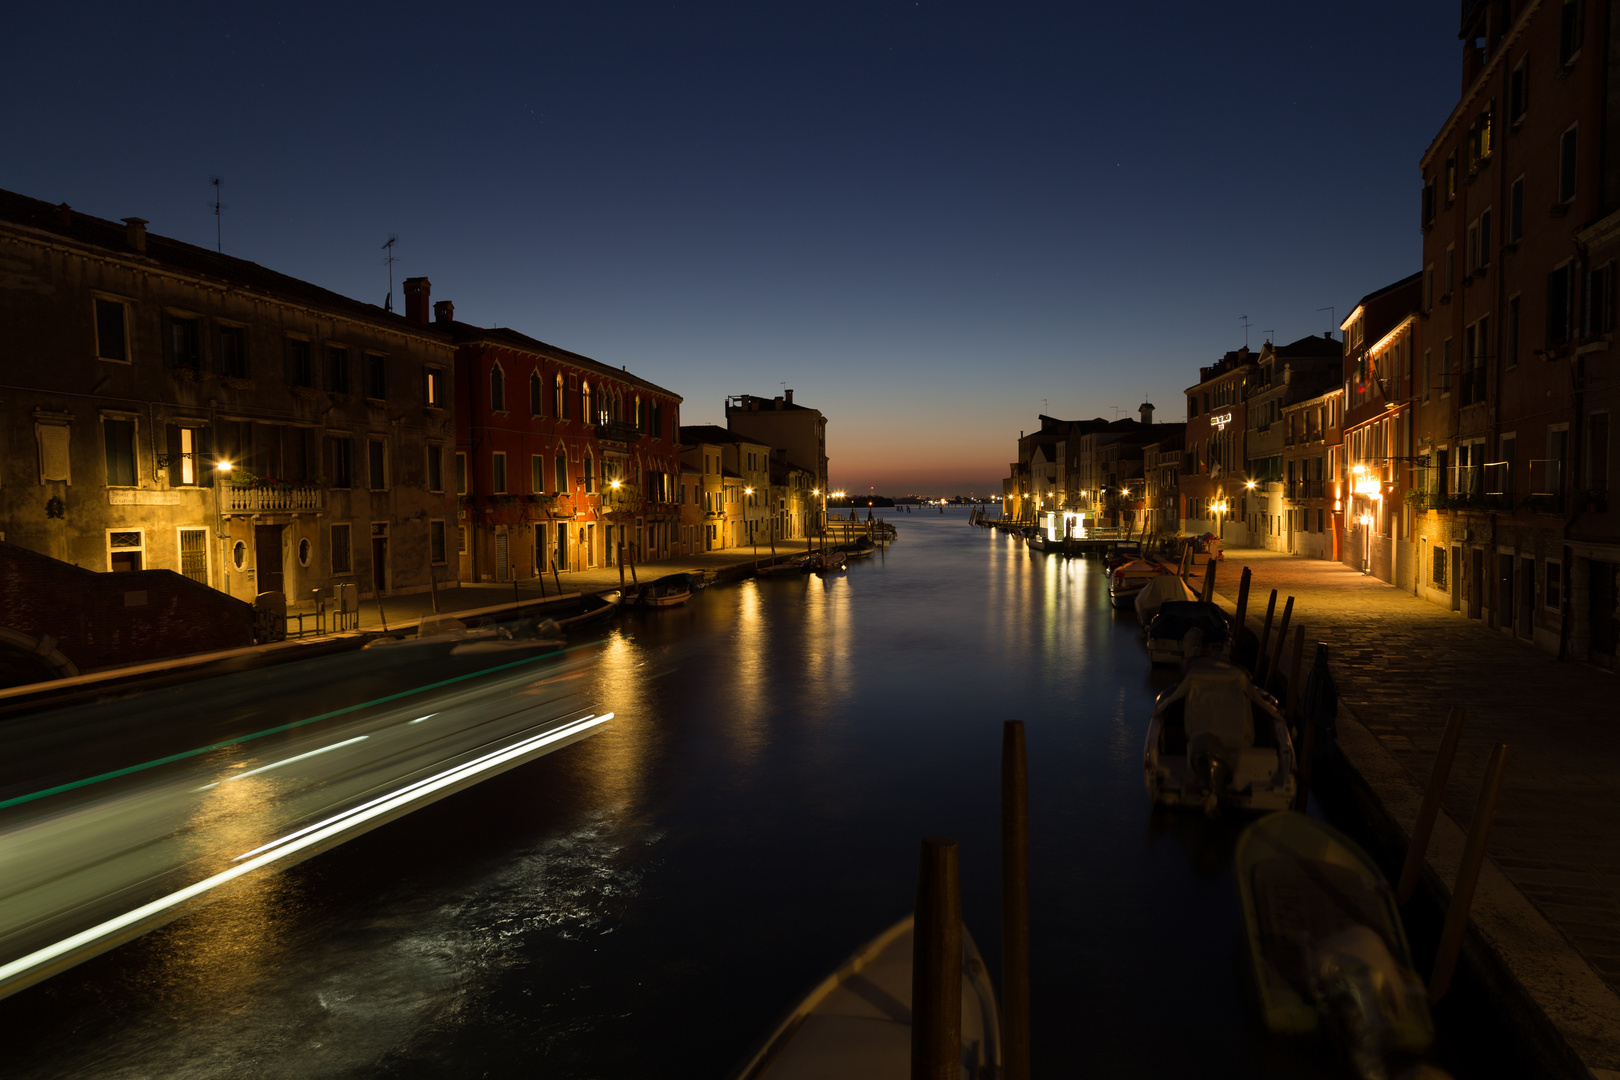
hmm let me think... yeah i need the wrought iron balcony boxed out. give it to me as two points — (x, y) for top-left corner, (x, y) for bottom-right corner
(595, 420), (643, 446)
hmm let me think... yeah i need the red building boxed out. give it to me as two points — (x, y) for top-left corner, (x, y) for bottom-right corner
(440, 292), (682, 581)
(1415, 0), (1618, 662)
(1181, 347), (1256, 539)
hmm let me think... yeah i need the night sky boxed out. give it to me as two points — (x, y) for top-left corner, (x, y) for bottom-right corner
(4, 2), (1458, 494)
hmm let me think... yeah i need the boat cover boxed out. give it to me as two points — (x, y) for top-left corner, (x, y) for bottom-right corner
(1175, 661), (1254, 748)
(1135, 574), (1193, 621)
(1149, 601), (1230, 645)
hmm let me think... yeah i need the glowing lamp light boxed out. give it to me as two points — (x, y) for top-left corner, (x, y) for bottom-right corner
(744, 487), (754, 495)
(216, 460), (233, 471)
(1121, 487), (1130, 497)
(610, 479), (622, 489)
(1244, 479), (1257, 490)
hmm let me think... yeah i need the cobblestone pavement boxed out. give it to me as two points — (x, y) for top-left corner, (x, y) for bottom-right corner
(1198, 547), (1620, 998)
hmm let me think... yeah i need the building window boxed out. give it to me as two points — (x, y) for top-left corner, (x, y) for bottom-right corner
(583, 381), (593, 423)
(1433, 546), (1447, 587)
(1441, 339), (1452, 395)
(492, 451), (507, 493)
(1444, 153), (1457, 202)
(456, 451), (467, 494)
(530, 371), (543, 415)
(179, 527), (209, 584)
(1444, 244), (1455, 295)
(457, 524), (468, 554)
(215, 324), (246, 377)
(1478, 209), (1491, 269)
(1559, 125), (1579, 203)
(555, 374), (567, 419)
(1423, 264), (1434, 310)
(95, 298), (129, 362)
(1421, 180), (1436, 227)
(1585, 262), (1614, 335)
(1548, 263), (1574, 344)
(162, 315), (200, 372)
(427, 445), (443, 492)
(368, 438), (387, 490)
(104, 417), (137, 487)
(326, 345), (351, 393)
(1506, 295), (1521, 368)
(1510, 56), (1528, 123)
(332, 523), (352, 574)
(490, 364), (505, 411)
(1509, 177), (1523, 242)
(166, 424), (211, 487)
(1495, 434), (1517, 497)
(1545, 560), (1563, 611)
(286, 338), (313, 387)
(1589, 413), (1610, 492)
(555, 453), (568, 493)
(426, 367), (445, 407)
(583, 454), (594, 494)
(1559, 0), (1584, 66)
(108, 529), (144, 572)
(364, 354), (388, 400)
(330, 436), (354, 488)
(429, 520), (447, 564)
(531, 454), (545, 493)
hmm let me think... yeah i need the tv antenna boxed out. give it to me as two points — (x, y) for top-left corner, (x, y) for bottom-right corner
(1110, 405), (1122, 421)
(1239, 315), (1251, 347)
(381, 235), (399, 312)
(1316, 305), (1336, 335)
(1263, 329), (1275, 344)
(208, 177), (227, 253)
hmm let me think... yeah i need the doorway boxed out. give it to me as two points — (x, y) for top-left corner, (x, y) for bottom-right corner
(1450, 545), (1462, 612)
(1498, 553), (1514, 631)
(1469, 549), (1483, 620)
(495, 531), (510, 582)
(1519, 556), (1536, 637)
(371, 523), (389, 593)
(557, 521), (569, 572)
(255, 524), (285, 597)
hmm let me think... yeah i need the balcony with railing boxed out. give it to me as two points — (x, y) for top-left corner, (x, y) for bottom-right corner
(595, 420), (643, 446)
(224, 484), (324, 514)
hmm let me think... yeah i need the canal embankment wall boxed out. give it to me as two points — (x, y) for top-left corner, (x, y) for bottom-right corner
(1192, 549), (1620, 1080)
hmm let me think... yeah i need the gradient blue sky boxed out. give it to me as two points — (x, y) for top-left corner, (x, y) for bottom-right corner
(3, 2), (1459, 494)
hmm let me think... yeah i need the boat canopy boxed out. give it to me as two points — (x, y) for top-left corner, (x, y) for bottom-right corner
(1170, 661), (1255, 748)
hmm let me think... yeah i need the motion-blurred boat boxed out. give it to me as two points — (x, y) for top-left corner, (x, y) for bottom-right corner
(730, 914), (1000, 1080)
(1236, 812), (1440, 1080)
(1143, 657), (1296, 813)
(449, 616), (566, 656)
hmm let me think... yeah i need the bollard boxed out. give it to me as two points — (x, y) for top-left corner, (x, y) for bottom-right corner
(913, 836), (961, 1080)
(1234, 567), (1252, 629)
(513, 577), (520, 605)
(1397, 706), (1467, 906)
(1429, 742), (1510, 1003)
(1201, 557), (1217, 603)
(1255, 590), (1278, 681)
(551, 559), (562, 596)
(1266, 596), (1294, 696)
(1001, 722), (1031, 1080)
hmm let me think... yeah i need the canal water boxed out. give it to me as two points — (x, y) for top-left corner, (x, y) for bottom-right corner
(1, 514), (1505, 1078)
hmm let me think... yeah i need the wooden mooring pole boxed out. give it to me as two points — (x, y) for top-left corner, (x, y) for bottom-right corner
(1001, 721), (1031, 1080)
(1286, 625), (1306, 721)
(913, 836), (961, 1080)
(1201, 557), (1217, 603)
(1264, 596), (1294, 694)
(1397, 706), (1468, 905)
(1429, 742), (1510, 1003)
(1254, 590), (1278, 680)
(1233, 566), (1252, 628)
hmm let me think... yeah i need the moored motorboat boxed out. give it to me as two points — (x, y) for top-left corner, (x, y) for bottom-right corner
(1145, 601), (1232, 665)
(808, 550), (848, 573)
(1108, 559), (1167, 607)
(832, 536), (877, 559)
(1236, 811), (1440, 1079)
(1026, 529), (1058, 553)
(755, 555), (811, 577)
(1103, 541), (1145, 570)
(1143, 657), (1296, 812)
(625, 572), (698, 608)
(1134, 571), (1196, 625)
(730, 914), (1001, 1080)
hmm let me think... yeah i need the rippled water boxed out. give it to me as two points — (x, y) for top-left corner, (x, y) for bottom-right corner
(0, 515), (1503, 1077)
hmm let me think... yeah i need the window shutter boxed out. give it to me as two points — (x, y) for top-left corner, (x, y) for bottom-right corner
(38, 425), (71, 482)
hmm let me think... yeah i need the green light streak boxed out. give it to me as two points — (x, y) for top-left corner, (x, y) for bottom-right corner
(0, 641), (602, 812)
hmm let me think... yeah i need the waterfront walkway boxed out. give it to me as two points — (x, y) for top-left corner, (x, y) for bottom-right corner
(1193, 547), (1620, 1073)
(351, 540), (817, 632)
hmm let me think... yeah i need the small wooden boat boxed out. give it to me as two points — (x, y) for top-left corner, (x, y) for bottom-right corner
(1144, 601), (1231, 665)
(1143, 658), (1296, 812)
(625, 572), (701, 608)
(1103, 541), (1145, 570)
(1236, 812), (1437, 1077)
(1026, 530), (1058, 553)
(756, 555), (811, 578)
(731, 914), (1000, 1080)
(1108, 559), (1167, 607)
(1134, 572), (1196, 625)
(556, 589), (622, 628)
(832, 536), (877, 559)
(808, 550), (848, 573)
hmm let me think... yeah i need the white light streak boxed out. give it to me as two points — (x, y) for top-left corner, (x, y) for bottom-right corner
(408, 713), (437, 724)
(223, 736), (370, 782)
(0, 712), (611, 994)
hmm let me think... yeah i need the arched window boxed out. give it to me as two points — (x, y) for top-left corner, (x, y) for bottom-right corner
(582, 381), (593, 424)
(583, 453), (595, 494)
(490, 364), (505, 411)
(555, 374), (566, 419)
(529, 371), (542, 416)
(634, 396), (643, 430)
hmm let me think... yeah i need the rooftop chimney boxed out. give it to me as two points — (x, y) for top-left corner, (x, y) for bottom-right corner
(403, 277), (430, 325)
(434, 299), (455, 324)
(57, 203), (73, 227)
(773, 395), (784, 410)
(121, 217), (148, 254)
(1323, 330), (1334, 341)
(1139, 402), (1154, 426)
(785, 388), (794, 404)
